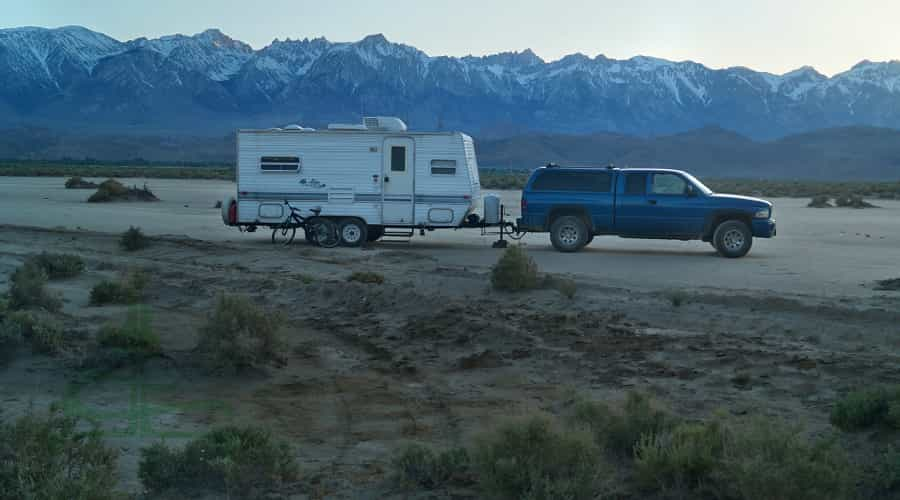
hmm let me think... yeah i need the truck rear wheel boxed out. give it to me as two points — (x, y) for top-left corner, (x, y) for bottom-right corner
(550, 215), (589, 253)
(338, 218), (367, 247)
(713, 220), (753, 258)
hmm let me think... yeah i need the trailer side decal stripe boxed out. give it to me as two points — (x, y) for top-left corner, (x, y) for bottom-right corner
(240, 192), (328, 201)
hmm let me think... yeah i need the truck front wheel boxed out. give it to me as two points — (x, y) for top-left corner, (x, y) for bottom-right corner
(550, 215), (589, 253)
(713, 220), (753, 258)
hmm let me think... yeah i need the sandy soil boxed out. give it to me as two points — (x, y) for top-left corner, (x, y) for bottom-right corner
(0, 177), (899, 498)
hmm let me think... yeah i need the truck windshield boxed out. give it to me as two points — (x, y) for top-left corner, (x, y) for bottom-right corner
(683, 173), (713, 195)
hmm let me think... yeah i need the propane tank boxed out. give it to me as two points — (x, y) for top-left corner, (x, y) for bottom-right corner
(483, 194), (501, 225)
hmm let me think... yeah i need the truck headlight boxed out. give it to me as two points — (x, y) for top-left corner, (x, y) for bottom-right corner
(753, 208), (771, 219)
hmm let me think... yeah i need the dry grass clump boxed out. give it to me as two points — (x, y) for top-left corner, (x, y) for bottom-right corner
(831, 386), (900, 431)
(835, 195), (878, 208)
(807, 195), (834, 208)
(90, 271), (147, 305)
(347, 271), (385, 284)
(491, 245), (539, 291)
(393, 444), (471, 490)
(197, 294), (285, 373)
(97, 306), (160, 355)
(64, 176), (98, 189)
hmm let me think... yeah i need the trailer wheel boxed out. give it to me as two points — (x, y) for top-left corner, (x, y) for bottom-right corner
(550, 215), (589, 253)
(338, 218), (367, 247)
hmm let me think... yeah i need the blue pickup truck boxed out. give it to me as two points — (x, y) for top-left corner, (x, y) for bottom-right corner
(517, 165), (776, 257)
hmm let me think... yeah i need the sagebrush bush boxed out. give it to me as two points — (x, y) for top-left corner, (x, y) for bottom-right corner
(120, 226), (149, 251)
(393, 444), (471, 490)
(635, 416), (852, 500)
(0, 409), (118, 500)
(0, 311), (64, 354)
(572, 391), (676, 457)
(831, 386), (900, 431)
(89, 271), (146, 305)
(347, 271), (385, 284)
(97, 307), (160, 354)
(875, 446), (900, 493)
(26, 252), (85, 279)
(8, 261), (62, 312)
(139, 426), (298, 498)
(491, 246), (539, 291)
(472, 416), (605, 500)
(198, 294), (285, 372)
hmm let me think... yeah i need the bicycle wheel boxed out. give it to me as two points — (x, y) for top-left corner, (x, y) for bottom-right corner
(308, 219), (339, 248)
(271, 225), (296, 245)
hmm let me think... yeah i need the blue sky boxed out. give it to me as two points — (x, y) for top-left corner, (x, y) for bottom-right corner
(5, 0), (899, 75)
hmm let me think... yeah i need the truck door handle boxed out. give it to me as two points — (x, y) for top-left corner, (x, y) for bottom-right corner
(648, 199), (658, 205)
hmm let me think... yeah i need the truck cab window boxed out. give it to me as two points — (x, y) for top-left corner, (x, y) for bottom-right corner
(651, 173), (688, 195)
(624, 174), (647, 195)
(532, 171), (611, 192)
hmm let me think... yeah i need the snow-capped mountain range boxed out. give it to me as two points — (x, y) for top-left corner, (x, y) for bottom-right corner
(2, 25), (900, 139)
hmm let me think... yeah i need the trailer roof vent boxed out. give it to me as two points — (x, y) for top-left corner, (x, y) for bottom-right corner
(363, 116), (407, 132)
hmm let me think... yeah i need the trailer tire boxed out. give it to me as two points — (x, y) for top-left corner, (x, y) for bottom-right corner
(366, 226), (385, 242)
(550, 215), (589, 253)
(338, 218), (367, 247)
(713, 220), (753, 258)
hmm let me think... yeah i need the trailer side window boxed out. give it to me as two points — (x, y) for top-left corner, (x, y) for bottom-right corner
(260, 156), (300, 172)
(390, 147), (406, 172)
(431, 159), (457, 175)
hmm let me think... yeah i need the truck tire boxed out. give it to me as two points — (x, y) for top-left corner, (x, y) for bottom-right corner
(338, 218), (367, 247)
(713, 220), (753, 258)
(550, 215), (589, 252)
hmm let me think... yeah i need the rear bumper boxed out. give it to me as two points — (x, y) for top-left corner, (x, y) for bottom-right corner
(753, 219), (776, 238)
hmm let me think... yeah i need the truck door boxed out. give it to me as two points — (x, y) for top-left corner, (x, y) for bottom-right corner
(646, 172), (707, 237)
(382, 137), (415, 225)
(613, 172), (656, 236)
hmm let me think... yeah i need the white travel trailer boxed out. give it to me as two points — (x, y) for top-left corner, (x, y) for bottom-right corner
(223, 117), (486, 246)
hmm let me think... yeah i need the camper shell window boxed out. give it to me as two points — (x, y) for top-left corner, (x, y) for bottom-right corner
(430, 159), (457, 175)
(260, 156), (300, 172)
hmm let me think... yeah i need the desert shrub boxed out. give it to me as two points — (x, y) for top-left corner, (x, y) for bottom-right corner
(0, 313), (23, 348)
(472, 416), (605, 500)
(874, 446), (900, 493)
(8, 261), (62, 312)
(26, 252), (85, 279)
(97, 306), (160, 355)
(491, 246), (539, 291)
(87, 179), (128, 202)
(634, 418), (728, 493)
(120, 226), (149, 251)
(835, 195), (877, 208)
(0, 409), (118, 500)
(198, 294), (285, 372)
(139, 426), (298, 498)
(807, 195), (833, 208)
(875, 278), (900, 291)
(667, 290), (688, 308)
(831, 386), (900, 431)
(347, 271), (385, 284)
(543, 275), (577, 299)
(393, 444), (471, 490)
(572, 391), (676, 457)
(635, 416), (852, 500)
(64, 176), (98, 189)
(0, 311), (64, 354)
(89, 271), (146, 305)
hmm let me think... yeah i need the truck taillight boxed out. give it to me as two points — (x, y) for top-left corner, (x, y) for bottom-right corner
(228, 201), (237, 225)
(521, 198), (527, 212)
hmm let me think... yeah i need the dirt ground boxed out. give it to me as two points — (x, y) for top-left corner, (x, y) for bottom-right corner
(0, 177), (899, 498)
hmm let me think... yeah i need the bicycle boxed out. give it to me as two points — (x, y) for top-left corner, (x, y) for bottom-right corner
(271, 201), (340, 248)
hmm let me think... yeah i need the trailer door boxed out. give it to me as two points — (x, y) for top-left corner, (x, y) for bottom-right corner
(382, 137), (415, 224)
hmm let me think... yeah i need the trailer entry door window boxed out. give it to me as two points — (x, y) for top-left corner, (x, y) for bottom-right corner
(260, 156), (300, 172)
(391, 146), (406, 172)
(532, 171), (612, 192)
(431, 159), (457, 175)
